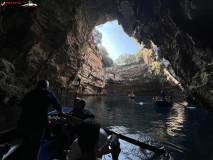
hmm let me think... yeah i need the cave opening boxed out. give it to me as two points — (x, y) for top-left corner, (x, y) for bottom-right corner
(93, 20), (143, 64)
(88, 20), (181, 98)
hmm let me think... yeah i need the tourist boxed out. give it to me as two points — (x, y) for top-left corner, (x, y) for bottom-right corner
(160, 91), (166, 100)
(66, 119), (120, 160)
(64, 97), (95, 149)
(18, 80), (65, 160)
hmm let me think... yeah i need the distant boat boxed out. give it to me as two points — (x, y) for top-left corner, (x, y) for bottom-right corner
(129, 96), (135, 99)
(152, 96), (173, 107)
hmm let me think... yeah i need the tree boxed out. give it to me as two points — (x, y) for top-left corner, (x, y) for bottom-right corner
(115, 49), (144, 65)
(135, 49), (144, 61)
(92, 29), (102, 46)
(115, 54), (137, 65)
(98, 46), (114, 67)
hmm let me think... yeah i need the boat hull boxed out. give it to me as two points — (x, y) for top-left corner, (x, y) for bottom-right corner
(153, 100), (173, 107)
(1, 106), (73, 160)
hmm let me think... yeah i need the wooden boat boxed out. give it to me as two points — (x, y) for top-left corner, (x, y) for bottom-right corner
(0, 106), (73, 160)
(153, 96), (173, 107)
(0, 106), (168, 159)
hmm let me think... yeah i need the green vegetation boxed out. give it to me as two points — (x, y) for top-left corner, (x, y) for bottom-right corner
(115, 49), (144, 65)
(98, 46), (114, 67)
(115, 54), (136, 65)
(207, 61), (213, 94)
(92, 28), (114, 67)
(208, 61), (213, 66)
(92, 29), (102, 46)
(152, 61), (161, 75)
(204, 72), (209, 78)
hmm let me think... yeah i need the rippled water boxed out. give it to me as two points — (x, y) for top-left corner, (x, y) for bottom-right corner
(2, 95), (213, 159)
(60, 95), (213, 160)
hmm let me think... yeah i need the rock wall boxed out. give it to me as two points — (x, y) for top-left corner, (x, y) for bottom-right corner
(102, 51), (182, 96)
(0, 0), (212, 111)
(75, 36), (105, 95)
(128, 0), (213, 110)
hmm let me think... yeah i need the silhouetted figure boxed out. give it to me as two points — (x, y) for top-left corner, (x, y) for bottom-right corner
(160, 91), (166, 100)
(72, 97), (95, 120)
(65, 98), (95, 149)
(67, 119), (120, 160)
(18, 80), (65, 160)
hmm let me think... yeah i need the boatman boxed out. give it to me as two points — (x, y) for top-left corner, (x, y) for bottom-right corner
(18, 79), (65, 160)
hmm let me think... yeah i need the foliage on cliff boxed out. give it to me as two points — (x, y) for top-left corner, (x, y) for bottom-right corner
(92, 28), (114, 67)
(98, 46), (114, 67)
(115, 49), (144, 65)
(92, 29), (102, 46)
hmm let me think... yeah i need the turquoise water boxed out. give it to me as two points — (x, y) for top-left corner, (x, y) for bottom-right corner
(61, 96), (213, 160)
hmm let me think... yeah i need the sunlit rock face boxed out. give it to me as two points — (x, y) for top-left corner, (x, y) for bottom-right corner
(102, 61), (181, 96)
(0, 0), (212, 111)
(76, 36), (105, 95)
(128, 0), (213, 110)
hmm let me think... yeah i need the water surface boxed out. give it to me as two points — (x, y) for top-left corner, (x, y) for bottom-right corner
(61, 96), (213, 160)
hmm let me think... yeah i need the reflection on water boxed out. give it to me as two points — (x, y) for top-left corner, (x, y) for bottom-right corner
(0, 96), (213, 160)
(166, 103), (186, 137)
(3, 95), (212, 159)
(60, 96), (213, 160)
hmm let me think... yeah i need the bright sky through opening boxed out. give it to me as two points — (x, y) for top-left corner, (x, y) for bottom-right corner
(96, 20), (143, 61)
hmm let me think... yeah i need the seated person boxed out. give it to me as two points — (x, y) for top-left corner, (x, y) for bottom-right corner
(64, 98), (95, 150)
(128, 92), (131, 97)
(66, 119), (120, 160)
(72, 97), (95, 120)
(160, 91), (166, 100)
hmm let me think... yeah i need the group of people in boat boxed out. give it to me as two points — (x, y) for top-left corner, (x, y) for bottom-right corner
(128, 92), (135, 99)
(153, 91), (172, 102)
(17, 80), (121, 160)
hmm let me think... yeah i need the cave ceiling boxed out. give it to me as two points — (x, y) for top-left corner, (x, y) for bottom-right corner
(0, 0), (212, 111)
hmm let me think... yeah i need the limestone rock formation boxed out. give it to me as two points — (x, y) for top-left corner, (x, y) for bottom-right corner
(103, 48), (181, 97)
(75, 36), (105, 95)
(0, 0), (212, 111)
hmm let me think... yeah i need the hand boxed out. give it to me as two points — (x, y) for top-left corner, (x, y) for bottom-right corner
(48, 116), (60, 124)
(58, 111), (67, 117)
(110, 136), (121, 160)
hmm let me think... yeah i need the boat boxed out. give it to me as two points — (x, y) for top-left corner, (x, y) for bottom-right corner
(152, 96), (173, 107)
(129, 96), (135, 99)
(0, 106), (168, 159)
(0, 106), (73, 160)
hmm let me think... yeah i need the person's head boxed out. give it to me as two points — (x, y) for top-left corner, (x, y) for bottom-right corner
(37, 80), (49, 89)
(77, 119), (100, 154)
(74, 97), (86, 111)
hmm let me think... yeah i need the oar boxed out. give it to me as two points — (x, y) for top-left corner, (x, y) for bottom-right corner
(63, 114), (167, 155)
(104, 129), (167, 155)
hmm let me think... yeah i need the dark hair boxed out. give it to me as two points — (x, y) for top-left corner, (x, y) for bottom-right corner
(80, 99), (86, 107)
(37, 80), (48, 88)
(77, 119), (100, 152)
